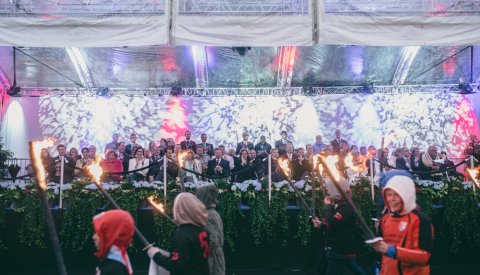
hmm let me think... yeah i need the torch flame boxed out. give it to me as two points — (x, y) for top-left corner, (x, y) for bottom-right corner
(31, 138), (56, 190)
(320, 155), (340, 181)
(467, 168), (480, 188)
(177, 150), (189, 168)
(148, 196), (165, 213)
(277, 157), (291, 178)
(344, 153), (367, 173)
(86, 153), (103, 184)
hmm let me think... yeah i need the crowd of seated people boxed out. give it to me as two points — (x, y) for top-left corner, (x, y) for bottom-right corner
(39, 129), (462, 184)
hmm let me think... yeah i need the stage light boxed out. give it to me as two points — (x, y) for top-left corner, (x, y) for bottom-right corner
(232, 47), (251, 56)
(458, 77), (474, 94)
(361, 83), (374, 94)
(96, 87), (109, 96)
(171, 86), (182, 96)
(7, 86), (21, 96)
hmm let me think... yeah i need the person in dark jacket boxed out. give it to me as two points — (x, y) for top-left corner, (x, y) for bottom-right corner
(92, 209), (134, 275)
(312, 178), (365, 275)
(148, 192), (210, 275)
(196, 185), (225, 275)
(233, 149), (256, 182)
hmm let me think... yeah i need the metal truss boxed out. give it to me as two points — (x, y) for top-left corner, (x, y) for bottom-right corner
(15, 84), (479, 97)
(178, 0), (309, 16)
(0, 0), (165, 16)
(65, 47), (95, 91)
(276, 46), (297, 88)
(391, 46), (420, 86)
(191, 46), (208, 88)
(0, 64), (10, 90)
(324, 0), (480, 16)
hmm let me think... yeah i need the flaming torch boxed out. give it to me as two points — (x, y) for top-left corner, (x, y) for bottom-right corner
(29, 140), (67, 275)
(177, 150), (189, 192)
(147, 196), (179, 226)
(86, 154), (153, 250)
(317, 155), (382, 244)
(278, 158), (316, 218)
(466, 168), (480, 189)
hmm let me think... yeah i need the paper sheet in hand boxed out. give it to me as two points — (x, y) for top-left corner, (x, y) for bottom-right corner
(148, 248), (170, 275)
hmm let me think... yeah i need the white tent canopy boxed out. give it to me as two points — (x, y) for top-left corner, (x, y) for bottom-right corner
(0, 0), (480, 47)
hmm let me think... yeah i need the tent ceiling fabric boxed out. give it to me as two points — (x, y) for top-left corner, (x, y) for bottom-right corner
(0, 45), (478, 90)
(1, 1), (480, 47)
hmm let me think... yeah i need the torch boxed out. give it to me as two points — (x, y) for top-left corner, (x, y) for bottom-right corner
(277, 158), (317, 218)
(86, 154), (153, 250)
(29, 140), (68, 275)
(317, 155), (382, 243)
(177, 151), (189, 192)
(147, 196), (179, 226)
(466, 168), (480, 189)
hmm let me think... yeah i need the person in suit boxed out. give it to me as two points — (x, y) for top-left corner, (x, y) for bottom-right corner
(104, 133), (120, 154)
(292, 148), (312, 181)
(218, 145), (235, 170)
(254, 135), (272, 155)
(233, 149), (256, 183)
(180, 131), (197, 150)
(125, 133), (138, 156)
(207, 148), (230, 178)
(198, 133), (214, 157)
(52, 144), (75, 183)
(249, 149), (266, 179)
(236, 132), (254, 156)
(330, 129), (348, 154)
(147, 146), (163, 180)
(275, 131), (294, 156)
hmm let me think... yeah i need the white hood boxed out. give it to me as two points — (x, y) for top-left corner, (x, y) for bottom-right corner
(383, 175), (416, 215)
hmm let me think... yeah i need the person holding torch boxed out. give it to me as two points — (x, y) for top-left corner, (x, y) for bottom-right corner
(371, 172), (433, 275)
(311, 177), (366, 275)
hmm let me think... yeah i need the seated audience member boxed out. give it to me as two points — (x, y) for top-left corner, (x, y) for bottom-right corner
(305, 144), (314, 163)
(154, 147), (179, 182)
(394, 148), (409, 170)
(312, 135), (326, 154)
(233, 149), (256, 183)
(89, 145), (97, 160)
(198, 133), (214, 157)
(324, 145), (334, 156)
(410, 147), (421, 171)
(417, 145), (441, 180)
(92, 209), (135, 275)
(236, 132), (254, 155)
(101, 151), (123, 182)
(144, 148), (152, 160)
(403, 147), (411, 170)
(147, 146), (163, 181)
(125, 133), (138, 156)
(53, 144), (75, 183)
(292, 148), (312, 181)
(41, 148), (55, 180)
(195, 145), (211, 180)
(270, 148), (279, 173)
(75, 147), (92, 177)
(345, 149), (367, 180)
(359, 146), (368, 157)
(105, 133), (120, 154)
(207, 148), (231, 178)
(439, 151), (461, 178)
(166, 138), (175, 149)
(249, 149), (266, 179)
(218, 145), (235, 170)
(128, 147), (150, 181)
(182, 149), (202, 183)
(180, 130), (197, 150)
(254, 135), (272, 155)
(117, 142), (130, 176)
(69, 147), (81, 161)
(330, 129), (348, 154)
(275, 130), (294, 156)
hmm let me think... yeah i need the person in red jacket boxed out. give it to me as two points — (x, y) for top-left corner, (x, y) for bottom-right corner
(371, 173), (433, 275)
(101, 151), (124, 181)
(92, 209), (134, 275)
